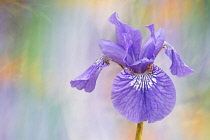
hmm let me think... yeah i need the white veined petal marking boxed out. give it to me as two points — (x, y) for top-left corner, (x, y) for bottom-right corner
(129, 70), (157, 91)
(94, 55), (110, 66)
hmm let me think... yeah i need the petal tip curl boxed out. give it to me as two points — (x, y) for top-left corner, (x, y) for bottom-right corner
(108, 12), (119, 24)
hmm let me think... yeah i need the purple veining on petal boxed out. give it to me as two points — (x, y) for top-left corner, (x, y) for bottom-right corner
(111, 65), (176, 123)
(129, 57), (154, 73)
(153, 28), (164, 56)
(122, 33), (134, 65)
(139, 25), (164, 60)
(70, 12), (194, 124)
(99, 39), (132, 66)
(70, 56), (109, 92)
(164, 41), (194, 77)
(108, 12), (142, 61)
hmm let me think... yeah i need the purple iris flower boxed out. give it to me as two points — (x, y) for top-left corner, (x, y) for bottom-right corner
(70, 12), (193, 123)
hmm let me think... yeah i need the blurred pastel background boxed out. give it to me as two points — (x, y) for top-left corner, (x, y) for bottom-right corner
(0, 0), (209, 140)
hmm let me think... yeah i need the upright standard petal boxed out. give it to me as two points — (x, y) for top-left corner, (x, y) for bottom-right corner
(109, 12), (142, 60)
(139, 25), (164, 60)
(153, 28), (165, 56)
(70, 56), (109, 92)
(122, 33), (135, 65)
(145, 24), (156, 42)
(164, 41), (194, 77)
(111, 66), (176, 123)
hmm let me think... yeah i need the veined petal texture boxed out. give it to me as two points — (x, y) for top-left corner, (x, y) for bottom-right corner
(111, 66), (176, 123)
(70, 56), (109, 92)
(99, 39), (132, 66)
(109, 12), (142, 60)
(129, 57), (154, 73)
(140, 25), (164, 59)
(164, 42), (194, 77)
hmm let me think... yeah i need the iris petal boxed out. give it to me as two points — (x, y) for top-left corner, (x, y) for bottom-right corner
(153, 28), (165, 56)
(145, 24), (156, 42)
(164, 42), (194, 77)
(99, 39), (133, 66)
(70, 56), (109, 92)
(109, 12), (142, 60)
(129, 57), (154, 73)
(111, 66), (176, 123)
(122, 33), (134, 65)
(140, 25), (164, 59)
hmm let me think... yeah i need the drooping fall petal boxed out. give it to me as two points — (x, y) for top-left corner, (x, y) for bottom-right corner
(111, 66), (176, 123)
(70, 56), (109, 92)
(164, 42), (194, 77)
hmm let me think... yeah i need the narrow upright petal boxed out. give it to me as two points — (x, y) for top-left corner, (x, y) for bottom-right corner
(164, 42), (194, 77)
(153, 28), (165, 56)
(139, 25), (164, 59)
(122, 33), (135, 65)
(111, 66), (176, 123)
(145, 24), (156, 42)
(70, 56), (109, 92)
(109, 12), (142, 60)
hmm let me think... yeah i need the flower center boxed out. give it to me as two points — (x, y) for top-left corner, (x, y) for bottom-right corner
(146, 64), (154, 74)
(130, 72), (157, 91)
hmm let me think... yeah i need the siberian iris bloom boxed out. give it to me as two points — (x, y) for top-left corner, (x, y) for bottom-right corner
(70, 12), (193, 123)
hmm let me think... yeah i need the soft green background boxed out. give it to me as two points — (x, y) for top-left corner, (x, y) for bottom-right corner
(0, 0), (209, 140)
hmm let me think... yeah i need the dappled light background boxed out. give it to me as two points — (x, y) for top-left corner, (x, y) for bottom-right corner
(0, 0), (209, 140)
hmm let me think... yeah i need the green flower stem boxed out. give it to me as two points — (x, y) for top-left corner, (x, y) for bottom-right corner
(135, 122), (144, 140)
